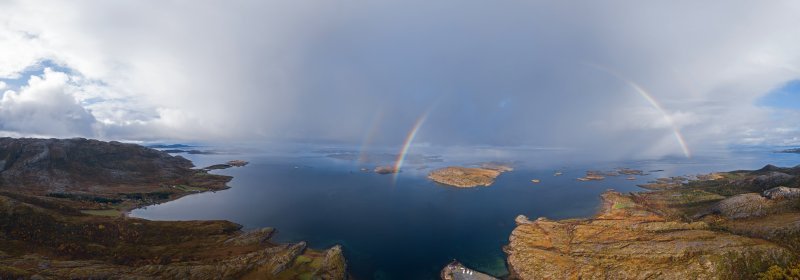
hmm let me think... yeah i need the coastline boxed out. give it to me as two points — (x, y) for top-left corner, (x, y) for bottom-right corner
(500, 164), (800, 279)
(122, 159), (244, 217)
(0, 138), (348, 279)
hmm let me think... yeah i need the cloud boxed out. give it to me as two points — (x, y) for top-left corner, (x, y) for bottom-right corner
(0, 1), (799, 158)
(0, 69), (96, 137)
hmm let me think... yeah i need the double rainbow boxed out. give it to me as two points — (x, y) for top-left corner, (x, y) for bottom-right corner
(588, 63), (691, 158)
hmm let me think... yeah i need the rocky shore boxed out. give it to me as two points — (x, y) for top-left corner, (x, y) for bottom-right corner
(0, 138), (347, 279)
(502, 164), (800, 279)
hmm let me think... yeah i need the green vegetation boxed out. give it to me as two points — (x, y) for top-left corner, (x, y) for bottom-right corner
(0, 265), (32, 278)
(122, 191), (173, 200)
(46, 192), (123, 204)
(612, 201), (633, 209)
(172, 185), (207, 192)
(294, 255), (312, 265)
(716, 251), (795, 280)
(759, 263), (800, 280)
(80, 209), (122, 217)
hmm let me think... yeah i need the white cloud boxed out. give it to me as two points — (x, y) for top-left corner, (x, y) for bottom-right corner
(0, 68), (96, 137)
(0, 1), (799, 158)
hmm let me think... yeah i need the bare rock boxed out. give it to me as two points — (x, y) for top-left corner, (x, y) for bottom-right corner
(317, 245), (347, 280)
(763, 186), (800, 200)
(712, 193), (772, 219)
(224, 227), (275, 246)
(505, 191), (794, 280)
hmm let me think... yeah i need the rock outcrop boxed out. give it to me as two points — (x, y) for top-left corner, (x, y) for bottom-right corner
(711, 186), (800, 219)
(504, 192), (795, 280)
(763, 186), (800, 200)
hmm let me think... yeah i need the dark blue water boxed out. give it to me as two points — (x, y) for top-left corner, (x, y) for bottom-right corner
(131, 148), (800, 279)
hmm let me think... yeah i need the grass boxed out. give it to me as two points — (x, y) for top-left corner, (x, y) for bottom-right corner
(297, 272), (314, 280)
(613, 201), (633, 209)
(81, 209), (122, 217)
(0, 265), (32, 277)
(294, 255), (312, 265)
(172, 185), (207, 192)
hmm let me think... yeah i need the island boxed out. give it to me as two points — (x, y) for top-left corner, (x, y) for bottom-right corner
(501, 164), (800, 279)
(427, 163), (512, 188)
(577, 168), (646, 181)
(577, 171), (606, 181)
(0, 138), (347, 279)
(374, 165), (399, 174)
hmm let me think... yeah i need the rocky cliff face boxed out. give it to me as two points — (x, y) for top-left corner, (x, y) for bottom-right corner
(504, 165), (800, 280)
(0, 138), (348, 279)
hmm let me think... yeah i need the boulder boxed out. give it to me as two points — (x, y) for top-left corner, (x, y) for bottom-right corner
(763, 186), (800, 200)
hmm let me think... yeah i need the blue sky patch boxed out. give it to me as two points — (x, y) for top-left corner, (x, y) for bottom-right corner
(0, 60), (75, 91)
(759, 79), (800, 109)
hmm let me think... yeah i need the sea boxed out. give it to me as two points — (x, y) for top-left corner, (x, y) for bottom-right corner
(130, 144), (800, 279)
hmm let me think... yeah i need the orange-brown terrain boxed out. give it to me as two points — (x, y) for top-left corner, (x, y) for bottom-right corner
(0, 138), (347, 279)
(503, 164), (800, 280)
(428, 164), (513, 188)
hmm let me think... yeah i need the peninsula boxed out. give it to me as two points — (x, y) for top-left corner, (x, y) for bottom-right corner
(0, 138), (347, 279)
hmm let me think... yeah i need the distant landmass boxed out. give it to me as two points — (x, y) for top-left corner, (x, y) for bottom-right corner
(778, 148), (800, 154)
(0, 138), (346, 279)
(161, 149), (219, 155)
(146, 143), (194, 149)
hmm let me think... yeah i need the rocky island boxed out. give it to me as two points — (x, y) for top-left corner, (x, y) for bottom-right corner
(373, 165), (398, 174)
(0, 138), (347, 279)
(428, 163), (512, 188)
(502, 164), (800, 279)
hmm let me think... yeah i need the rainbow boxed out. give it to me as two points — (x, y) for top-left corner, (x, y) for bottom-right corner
(392, 112), (429, 181)
(588, 64), (692, 158)
(357, 110), (385, 164)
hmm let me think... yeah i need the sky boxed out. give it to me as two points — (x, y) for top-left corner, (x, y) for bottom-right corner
(1, 1), (800, 159)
